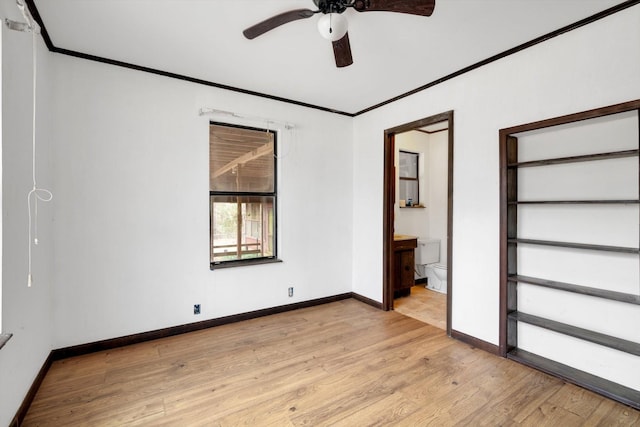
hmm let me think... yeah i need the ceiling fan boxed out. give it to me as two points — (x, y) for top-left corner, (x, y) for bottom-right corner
(243, 0), (435, 68)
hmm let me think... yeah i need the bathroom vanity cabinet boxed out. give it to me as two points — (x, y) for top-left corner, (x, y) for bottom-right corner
(393, 235), (417, 297)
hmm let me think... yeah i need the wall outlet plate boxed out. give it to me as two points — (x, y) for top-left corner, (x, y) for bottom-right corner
(288, 287), (294, 297)
(194, 304), (201, 315)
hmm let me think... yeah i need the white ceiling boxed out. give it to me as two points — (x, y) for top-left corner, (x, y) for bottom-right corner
(10, 0), (631, 114)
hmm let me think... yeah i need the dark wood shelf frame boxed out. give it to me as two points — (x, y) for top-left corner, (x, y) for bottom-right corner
(499, 99), (640, 409)
(508, 275), (640, 305)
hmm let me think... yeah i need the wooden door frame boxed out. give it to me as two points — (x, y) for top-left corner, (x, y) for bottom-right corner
(383, 111), (454, 337)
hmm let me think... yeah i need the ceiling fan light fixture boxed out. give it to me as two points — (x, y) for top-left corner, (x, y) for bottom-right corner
(317, 13), (348, 41)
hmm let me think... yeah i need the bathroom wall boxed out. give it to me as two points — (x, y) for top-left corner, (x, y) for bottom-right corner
(395, 131), (429, 241)
(395, 129), (449, 271)
(426, 129), (448, 265)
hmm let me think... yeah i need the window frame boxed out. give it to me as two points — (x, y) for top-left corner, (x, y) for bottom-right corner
(209, 121), (280, 269)
(399, 150), (420, 206)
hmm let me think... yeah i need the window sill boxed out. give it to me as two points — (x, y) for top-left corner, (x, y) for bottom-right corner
(210, 257), (283, 270)
(0, 333), (13, 350)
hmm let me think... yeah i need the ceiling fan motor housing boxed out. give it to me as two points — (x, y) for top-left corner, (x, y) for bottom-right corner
(313, 0), (356, 14)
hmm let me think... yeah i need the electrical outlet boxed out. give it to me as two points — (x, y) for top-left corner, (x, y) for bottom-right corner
(288, 287), (294, 297)
(194, 304), (201, 315)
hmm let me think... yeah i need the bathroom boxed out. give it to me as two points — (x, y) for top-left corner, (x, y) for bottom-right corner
(395, 121), (449, 299)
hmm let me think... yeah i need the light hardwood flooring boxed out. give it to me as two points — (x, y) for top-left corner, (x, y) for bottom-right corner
(24, 299), (639, 426)
(393, 285), (446, 330)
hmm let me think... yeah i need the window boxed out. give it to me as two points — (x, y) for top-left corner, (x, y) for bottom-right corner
(209, 122), (278, 268)
(399, 150), (419, 206)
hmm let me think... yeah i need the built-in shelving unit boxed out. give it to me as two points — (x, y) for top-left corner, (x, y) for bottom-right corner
(500, 100), (640, 410)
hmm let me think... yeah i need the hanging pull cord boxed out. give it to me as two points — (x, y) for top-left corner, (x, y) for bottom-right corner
(27, 29), (52, 287)
(27, 188), (52, 287)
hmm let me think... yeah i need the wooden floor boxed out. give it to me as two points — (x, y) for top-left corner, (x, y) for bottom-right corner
(24, 299), (640, 426)
(393, 285), (446, 330)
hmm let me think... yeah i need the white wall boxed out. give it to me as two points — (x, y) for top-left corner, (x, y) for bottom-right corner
(2, 14), (353, 422)
(0, 28), (55, 425)
(351, 6), (640, 345)
(48, 54), (354, 348)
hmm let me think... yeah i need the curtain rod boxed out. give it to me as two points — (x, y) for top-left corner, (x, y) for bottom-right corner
(198, 108), (296, 130)
(4, 0), (39, 33)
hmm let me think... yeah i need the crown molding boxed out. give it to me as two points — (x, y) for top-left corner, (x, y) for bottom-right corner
(24, 0), (640, 117)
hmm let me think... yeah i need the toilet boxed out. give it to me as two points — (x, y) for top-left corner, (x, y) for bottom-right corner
(417, 239), (447, 294)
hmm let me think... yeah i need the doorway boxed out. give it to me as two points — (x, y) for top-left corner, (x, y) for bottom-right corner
(383, 111), (454, 336)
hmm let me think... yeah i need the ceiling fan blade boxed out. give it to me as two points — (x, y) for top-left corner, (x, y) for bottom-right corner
(243, 9), (316, 39)
(332, 33), (353, 68)
(354, 0), (435, 16)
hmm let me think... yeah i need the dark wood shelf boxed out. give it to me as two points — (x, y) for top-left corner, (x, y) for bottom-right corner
(509, 311), (640, 356)
(507, 149), (639, 168)
(507, 238), (639, 254)
(507, 348), (640, 410)
(508, 200), (639, 205)
(508, 275), (640, 305)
